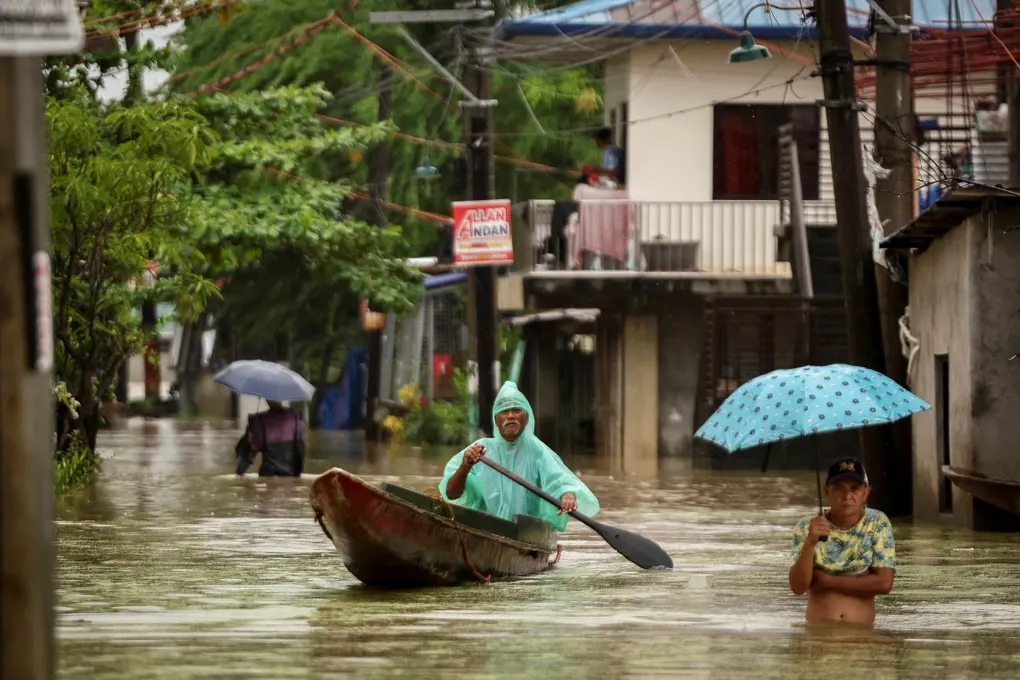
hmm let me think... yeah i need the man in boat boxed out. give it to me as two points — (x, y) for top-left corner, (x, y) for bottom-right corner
(235, 400), (305, 477)
(788, 457), (896, 625)
(441, 381), (599, 531)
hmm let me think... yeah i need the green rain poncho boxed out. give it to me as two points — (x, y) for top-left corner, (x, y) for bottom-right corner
(440, 381), (600, 532)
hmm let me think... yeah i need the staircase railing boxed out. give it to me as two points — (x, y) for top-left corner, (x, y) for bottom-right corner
(778, 123), (814, 299)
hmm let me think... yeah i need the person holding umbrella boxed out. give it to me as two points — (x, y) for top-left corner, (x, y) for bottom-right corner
(693, 363), (928, 625)
(788, 457), (896, 625)
(236, 400), (305, 477)
(214, 360), (315, 477)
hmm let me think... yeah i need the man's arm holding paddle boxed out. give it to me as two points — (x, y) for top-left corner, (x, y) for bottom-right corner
(444, 443), (486, 501)
(448, 443), (577, 512)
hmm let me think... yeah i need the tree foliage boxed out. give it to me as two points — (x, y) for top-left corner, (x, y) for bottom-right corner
(188, 85), (422, 377)
(49, 87), (219, 452)
(167, 0), (604, 249)
(48, 76), (422, 449)
(45, 1), (179, 102)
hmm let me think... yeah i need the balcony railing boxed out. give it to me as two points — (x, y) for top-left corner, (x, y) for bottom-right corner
(523, 199), (792, 276)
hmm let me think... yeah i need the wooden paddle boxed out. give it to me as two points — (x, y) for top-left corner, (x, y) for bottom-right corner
(479, 457), (674, 570)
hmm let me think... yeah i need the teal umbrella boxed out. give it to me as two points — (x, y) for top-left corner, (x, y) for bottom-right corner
(695, 364), (930, 512)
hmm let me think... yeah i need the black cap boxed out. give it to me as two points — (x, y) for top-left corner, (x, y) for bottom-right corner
(826, 457), (869, 486)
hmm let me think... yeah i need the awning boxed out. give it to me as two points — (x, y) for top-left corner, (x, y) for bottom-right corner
(881, 185), (1020, 252)
(509, 308), (600, 326)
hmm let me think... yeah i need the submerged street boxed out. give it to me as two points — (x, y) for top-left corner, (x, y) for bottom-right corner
(55, 420), (1020, 679)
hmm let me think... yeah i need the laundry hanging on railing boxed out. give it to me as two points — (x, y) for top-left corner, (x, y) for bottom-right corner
(570, 184), (633, 271)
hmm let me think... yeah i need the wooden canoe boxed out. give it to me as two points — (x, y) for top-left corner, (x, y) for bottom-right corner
(942, 465), (1020, 515)
(309, 467), (560, 587)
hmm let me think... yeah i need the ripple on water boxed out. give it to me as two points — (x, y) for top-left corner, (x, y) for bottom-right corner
(55, 421), (1020, 678)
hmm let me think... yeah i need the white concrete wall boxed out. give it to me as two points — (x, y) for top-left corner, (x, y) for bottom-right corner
(909, 221), (974, 527)
(621, 39), (995, 206)
(125, 351), (175, 402)
(604, 54), (630, 145)
(625, 40), (824, 202)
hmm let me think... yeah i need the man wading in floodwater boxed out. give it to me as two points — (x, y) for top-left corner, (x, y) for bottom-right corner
(441, 381), (599, 531)
(789, 458), (896, 624)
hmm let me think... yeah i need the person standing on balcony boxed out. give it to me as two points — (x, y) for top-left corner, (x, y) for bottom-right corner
(588, 126), (625, 188)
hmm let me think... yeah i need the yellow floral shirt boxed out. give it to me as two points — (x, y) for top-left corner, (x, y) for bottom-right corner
(790, 507), (896, 575)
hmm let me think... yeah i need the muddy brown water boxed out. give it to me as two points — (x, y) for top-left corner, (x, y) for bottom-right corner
(56, 420), (1020, 678)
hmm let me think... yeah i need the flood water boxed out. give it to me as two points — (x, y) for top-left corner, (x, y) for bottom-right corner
(56, 419), (1020, 678)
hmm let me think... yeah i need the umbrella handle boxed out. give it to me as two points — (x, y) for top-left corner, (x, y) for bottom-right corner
(814, 440), (828, 542)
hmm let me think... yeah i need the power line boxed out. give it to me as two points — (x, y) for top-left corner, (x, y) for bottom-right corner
(476, 0), (714, 62)
(186, 14), (339, 96)
(487, 73), (818, 138)
(85, 0), (222, 39)
(317, 113), (579, 175)
(168, 15), (331, 85)
(84, 0), (191, 28)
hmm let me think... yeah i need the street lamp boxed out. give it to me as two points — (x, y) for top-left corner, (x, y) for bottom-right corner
(727, 2), (804, 64)
(414, 154), (440, 180)
(728, 30), (772, 63)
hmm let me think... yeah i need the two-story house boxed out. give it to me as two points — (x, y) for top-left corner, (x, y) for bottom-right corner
(495, 0), (998, 473)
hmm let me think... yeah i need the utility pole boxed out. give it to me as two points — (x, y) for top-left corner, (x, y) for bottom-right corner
(462, 2), (498, 435)
(370, 2), (499, 435)
(871, 0), (913, 516)
(0, 57), (55, 680)
(365, 65), (391, 441)
(1, 7), (86, 677)
(814, 1), (893, 506)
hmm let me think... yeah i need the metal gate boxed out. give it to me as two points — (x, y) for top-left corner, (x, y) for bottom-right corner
(698, 297), (858, 468)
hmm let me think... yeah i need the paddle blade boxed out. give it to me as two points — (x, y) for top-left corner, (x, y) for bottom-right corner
(589, 518), (673, 570)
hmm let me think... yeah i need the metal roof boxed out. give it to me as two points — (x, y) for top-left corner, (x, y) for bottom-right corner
(497, 0), (998, 42)
(881, 185), (1020, 252)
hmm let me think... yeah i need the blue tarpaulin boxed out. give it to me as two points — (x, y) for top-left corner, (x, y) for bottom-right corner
(340, 348), (365, 429)
(424, 272), (467, 291)
(318, 348), (367, 430)
(318, 384), (342, 430)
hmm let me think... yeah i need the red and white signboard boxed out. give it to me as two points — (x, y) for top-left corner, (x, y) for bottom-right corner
(452, 199), (513, 266)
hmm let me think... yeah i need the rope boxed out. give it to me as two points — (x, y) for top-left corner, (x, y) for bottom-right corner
(422, 486), (491, 583)
(898, 306), (920, 387)
(313, 509), (334, 542)
(186, 14), (337, 96)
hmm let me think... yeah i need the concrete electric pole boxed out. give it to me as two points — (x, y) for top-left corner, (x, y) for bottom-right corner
(814, 0), (893, 507)
(371, 1), (500, 436)
(871, 0), (914, 516)
(1, 3), (86, 677)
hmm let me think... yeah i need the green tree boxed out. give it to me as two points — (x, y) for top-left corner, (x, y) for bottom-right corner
(49, 87), (219, 453)
(187, 85), (422, 386)
(167, 0), (603, 245)
(162, 0), (602, 393)
(49, 76), (421, 449)
(46, 1), (178, 101)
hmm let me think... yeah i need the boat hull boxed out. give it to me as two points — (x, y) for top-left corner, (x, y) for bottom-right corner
(309, 467), (559, 587)
(942, 465), (1020, 515)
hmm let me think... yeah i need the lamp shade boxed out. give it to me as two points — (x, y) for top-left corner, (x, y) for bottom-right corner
(728, 30), (772, 64)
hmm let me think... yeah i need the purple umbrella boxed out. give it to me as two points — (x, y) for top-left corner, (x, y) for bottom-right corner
(213, 360), (315, 402)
